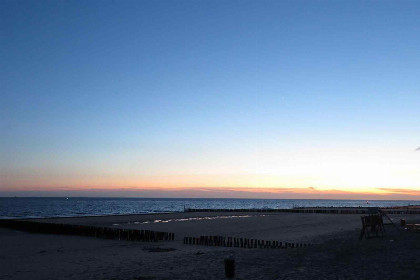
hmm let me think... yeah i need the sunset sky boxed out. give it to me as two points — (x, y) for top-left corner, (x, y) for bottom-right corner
(1, 1), (419, 199)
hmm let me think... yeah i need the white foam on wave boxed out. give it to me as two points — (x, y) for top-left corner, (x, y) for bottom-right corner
(133, 214), (267, 225)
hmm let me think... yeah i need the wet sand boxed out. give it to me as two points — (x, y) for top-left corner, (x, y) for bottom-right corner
(1, 212), (419, 279)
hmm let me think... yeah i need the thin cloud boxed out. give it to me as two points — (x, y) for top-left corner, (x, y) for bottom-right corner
(3, 186), (418, 200)
(376, 188), (420, 196)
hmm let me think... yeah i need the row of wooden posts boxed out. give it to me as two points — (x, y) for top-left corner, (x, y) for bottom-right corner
(185, 208), (420, 215)
(382, 210), (420, 215)
(0, 219), (175, 242)
(0, 220), (312, 249)
(183, 235), (310, 249)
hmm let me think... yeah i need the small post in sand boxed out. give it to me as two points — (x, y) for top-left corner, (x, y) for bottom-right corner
(224, 257), (235, 278)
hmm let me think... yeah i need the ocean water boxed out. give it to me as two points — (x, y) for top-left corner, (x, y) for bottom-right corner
(0, 197), (419, 219)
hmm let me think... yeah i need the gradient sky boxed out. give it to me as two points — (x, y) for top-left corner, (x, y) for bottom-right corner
(1, 0), (419, 199)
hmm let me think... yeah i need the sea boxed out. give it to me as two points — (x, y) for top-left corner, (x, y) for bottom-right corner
(0, 197), (419, 219)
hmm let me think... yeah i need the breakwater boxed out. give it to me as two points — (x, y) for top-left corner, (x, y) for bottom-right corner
(185, 208), (420, 214)
(183, 235), (309, 249)
(0, 219), (175, 242)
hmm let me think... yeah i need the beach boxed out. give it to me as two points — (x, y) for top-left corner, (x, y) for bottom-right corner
(1, 211), (419, 279)
(3, 1), (420, 279)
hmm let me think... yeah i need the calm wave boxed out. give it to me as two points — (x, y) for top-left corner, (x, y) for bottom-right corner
(0, 197), (418, 219)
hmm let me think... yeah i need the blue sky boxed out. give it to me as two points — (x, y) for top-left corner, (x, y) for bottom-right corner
(1, 1), (419, 198)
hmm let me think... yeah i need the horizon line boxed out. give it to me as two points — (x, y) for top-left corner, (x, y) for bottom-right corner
(0, 195), (419, 201)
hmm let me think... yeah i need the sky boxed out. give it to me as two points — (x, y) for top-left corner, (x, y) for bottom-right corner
(1, 0), (419, 199)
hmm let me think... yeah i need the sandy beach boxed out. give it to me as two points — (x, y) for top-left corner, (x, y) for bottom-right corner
(30, 211), (372, 242)
(1, 211), (419, 280)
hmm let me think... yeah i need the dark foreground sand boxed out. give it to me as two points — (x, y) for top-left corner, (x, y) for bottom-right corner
(1, 212), (419, 280)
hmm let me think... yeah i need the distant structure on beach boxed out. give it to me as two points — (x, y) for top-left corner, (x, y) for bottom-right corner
(416, 147), (420, 151)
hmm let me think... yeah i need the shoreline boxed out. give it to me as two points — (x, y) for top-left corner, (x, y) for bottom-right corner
(2, 205), (419, 220)
(6, 209), (418, 243)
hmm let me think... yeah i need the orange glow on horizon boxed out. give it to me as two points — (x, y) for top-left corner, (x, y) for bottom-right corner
(1, 178), (419, 200)
(2, 166), (419, 199)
